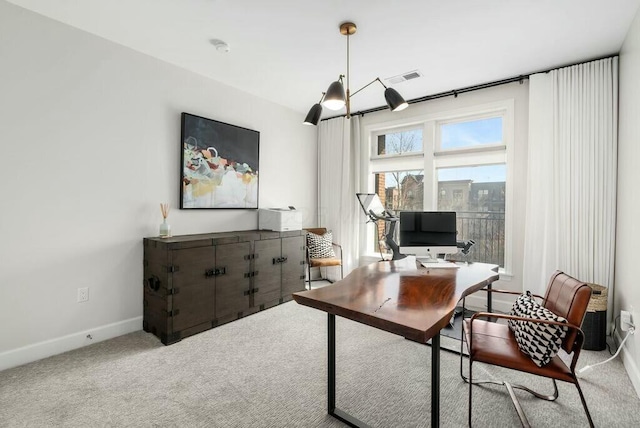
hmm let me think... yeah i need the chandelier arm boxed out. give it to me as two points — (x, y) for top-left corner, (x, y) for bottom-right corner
(350, 77), (386, 98)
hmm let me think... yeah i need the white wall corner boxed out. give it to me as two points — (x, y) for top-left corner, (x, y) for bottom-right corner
(615, 329), (640, 399)
(0, 317), (142, 372)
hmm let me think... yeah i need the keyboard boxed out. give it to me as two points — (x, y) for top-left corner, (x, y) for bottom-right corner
(420, 261), (459, 269)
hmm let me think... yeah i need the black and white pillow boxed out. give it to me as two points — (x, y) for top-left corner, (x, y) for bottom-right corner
(508, 291), (568, 367)
(307, 231), (336, 259)
(507, 292), (532, 332)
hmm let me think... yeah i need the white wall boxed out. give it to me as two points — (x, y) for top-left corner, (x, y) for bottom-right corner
(0, 1), (316, 370)
(616, 5), (640, 397)
(358, 82), (529, 307)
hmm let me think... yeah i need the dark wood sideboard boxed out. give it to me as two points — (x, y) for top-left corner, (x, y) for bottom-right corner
(143, 230), (305, 345)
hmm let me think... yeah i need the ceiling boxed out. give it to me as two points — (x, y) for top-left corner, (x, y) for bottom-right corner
(8, 0), (640, 118)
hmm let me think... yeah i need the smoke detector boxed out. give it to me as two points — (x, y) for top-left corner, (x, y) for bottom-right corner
(385, 70), (422, 85)
(210, 39), (230, 53)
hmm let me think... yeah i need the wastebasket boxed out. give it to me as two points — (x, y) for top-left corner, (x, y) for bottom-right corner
(581, 283), (607, 351)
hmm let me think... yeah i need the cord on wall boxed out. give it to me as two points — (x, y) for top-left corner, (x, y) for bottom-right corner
(578, 326), (635, 375)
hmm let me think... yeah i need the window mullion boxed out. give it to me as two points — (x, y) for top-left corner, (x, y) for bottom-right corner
(369, 156), (423, 174)
(434, 150), (506, 169)
(423, 121), (436, 210)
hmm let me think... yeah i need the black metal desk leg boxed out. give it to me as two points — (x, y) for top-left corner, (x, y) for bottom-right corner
(487, 282), (493, 313)
(326, 313), (378, 428)
(432, 333), (440, 428)
(328, 313), (336, 413)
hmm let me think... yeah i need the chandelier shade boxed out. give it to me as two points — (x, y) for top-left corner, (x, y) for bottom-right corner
(304, 22), (408, 125)
(384, 87), (409, 112)
(323, 80), (346, 110)
(303, 103), (323, 126)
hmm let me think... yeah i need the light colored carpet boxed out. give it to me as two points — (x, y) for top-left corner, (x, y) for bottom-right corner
(0, 300), (638, 427)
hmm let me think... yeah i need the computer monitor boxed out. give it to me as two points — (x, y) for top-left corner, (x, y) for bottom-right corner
(399, 211), (458, 260)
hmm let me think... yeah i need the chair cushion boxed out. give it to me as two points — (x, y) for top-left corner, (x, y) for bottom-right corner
(307, 230), (336, 259)
(508, 291), (568, 367)
(463, 319), (574, 383)
(309, 258), (341, 267)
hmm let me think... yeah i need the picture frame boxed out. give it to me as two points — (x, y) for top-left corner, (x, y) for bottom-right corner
(180, 113), (259, 209)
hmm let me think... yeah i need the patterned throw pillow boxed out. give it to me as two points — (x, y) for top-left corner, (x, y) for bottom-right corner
(307, 231), (336, 259)
(507, 292), (531, 332)
(508, 291), (568, 367)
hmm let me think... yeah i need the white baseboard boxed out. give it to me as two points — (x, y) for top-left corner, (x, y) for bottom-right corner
(615, 329), (640, 398)
(0, 316), (142, 372)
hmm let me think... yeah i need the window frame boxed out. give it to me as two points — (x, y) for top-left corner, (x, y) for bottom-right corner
(362, 100), (515, 275)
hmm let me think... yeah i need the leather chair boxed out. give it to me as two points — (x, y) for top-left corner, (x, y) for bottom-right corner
(461, 271), (594, 427)
(304, 228), (343, 290)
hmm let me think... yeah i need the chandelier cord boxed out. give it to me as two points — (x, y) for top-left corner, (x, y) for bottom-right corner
(346, 31), (351, 118)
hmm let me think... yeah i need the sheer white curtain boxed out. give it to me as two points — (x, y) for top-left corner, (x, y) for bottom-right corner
(317, 116), (361, 279)
(523, 58), (618, 311)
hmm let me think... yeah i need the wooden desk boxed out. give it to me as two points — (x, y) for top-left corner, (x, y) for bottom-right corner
(292, 260), (499, 428)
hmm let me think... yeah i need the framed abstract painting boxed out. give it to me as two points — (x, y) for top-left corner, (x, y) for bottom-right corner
(180, 113), (259, 209)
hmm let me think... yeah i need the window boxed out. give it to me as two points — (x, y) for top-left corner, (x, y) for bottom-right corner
(438, 165), (506, 267)
(365, 101), (513, 271)
(374, 171), (424, 212)
(439, 116), (503, 151)
(368, 127), (425, 254)
(375, 128), (423, 157)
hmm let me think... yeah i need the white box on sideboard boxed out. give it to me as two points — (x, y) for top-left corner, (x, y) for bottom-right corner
(258, 208), (302, 232)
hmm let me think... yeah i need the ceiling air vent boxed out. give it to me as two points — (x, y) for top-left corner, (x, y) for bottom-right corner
(385, 70), (422, 85)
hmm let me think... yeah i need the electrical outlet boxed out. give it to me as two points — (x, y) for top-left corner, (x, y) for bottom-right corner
(77, 287), (89, 303)
(621, 310), (633, 332)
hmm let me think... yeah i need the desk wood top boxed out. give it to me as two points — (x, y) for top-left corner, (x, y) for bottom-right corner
(292, 260), (499, 343)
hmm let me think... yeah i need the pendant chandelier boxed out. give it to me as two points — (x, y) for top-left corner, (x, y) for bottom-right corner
(303, 22), (409, 126)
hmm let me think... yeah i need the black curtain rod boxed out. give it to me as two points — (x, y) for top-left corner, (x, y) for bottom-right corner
(357, 75), (527, 116)
(321, 53), (618, 121)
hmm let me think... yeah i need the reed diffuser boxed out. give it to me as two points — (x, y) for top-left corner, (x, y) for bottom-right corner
(159, 203), (171, 238)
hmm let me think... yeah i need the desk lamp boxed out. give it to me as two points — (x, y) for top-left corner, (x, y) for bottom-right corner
(457, 239), (476, 255)
(356, 193), (406, 261)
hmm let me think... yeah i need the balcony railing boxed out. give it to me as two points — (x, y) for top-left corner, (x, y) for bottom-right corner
(456, 211), (505, 267)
